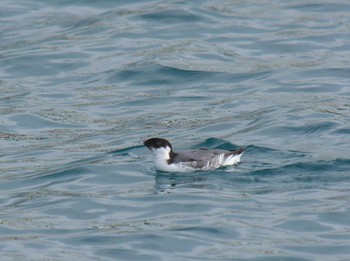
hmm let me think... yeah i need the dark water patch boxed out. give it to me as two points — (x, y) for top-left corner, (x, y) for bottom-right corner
(154, 170), (215, 187)
(139, 9), (204, 23)
(0, 167), (86, 194)
(107, 95), (210, 109)
(107, 63), (271, 87)
(275, 219), (333, 232)
(31, 167), (88, 183)
(64, 16), (101, 31)
(197, 122), (248, 135)
(265, 121), (338, 137)
(291, 158), (350, 175)
(0, 152), (109, 182)
(154, 175), (220, 193)
(2, 51), (90, 77)
(107, 63), (221, 86)
(332, 127), (350, 135)
(243, 145), (309, 166)
(320, 233), (350, 241)
(192, 137), (244, 150)
(271, 83), (345, 94)
(92, 233), (198, 260)
(283, 244), (350, 256)
(0, 141), (145, 183)
(290, 2), (350, 13)
(109, 144), (145, 156)
(248, 159), (350, 184)
(318, 207), (350, 227)
(8, 113), (82, 130)
(0, 92), (31, 102)
(297, 68), (350, 80)
(236, 257), (312, 261)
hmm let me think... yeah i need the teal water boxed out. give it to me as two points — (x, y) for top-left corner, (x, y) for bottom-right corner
(1, 0), (350, 260)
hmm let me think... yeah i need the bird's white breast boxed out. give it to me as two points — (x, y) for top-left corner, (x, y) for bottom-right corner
(151, 146), (195, 172)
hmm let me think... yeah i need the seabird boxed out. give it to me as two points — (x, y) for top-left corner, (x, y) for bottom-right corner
(144, 137), (244, 172)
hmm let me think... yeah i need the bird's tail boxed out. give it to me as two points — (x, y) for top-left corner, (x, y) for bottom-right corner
(223, 148), (244, 166)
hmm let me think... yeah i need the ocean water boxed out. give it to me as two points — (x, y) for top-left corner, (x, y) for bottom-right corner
(1, 0), (350, 260)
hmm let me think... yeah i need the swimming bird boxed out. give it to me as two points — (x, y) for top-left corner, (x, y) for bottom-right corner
(143, 137), (244, 172)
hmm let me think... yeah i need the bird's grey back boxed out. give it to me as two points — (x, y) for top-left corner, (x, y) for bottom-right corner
(172, 149), (242, 168)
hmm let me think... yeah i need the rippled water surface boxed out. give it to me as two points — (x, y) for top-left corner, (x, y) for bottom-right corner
(1, 0), (350, 260)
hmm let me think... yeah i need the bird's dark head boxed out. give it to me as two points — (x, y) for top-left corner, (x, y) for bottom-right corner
(143, 137), (173, 151)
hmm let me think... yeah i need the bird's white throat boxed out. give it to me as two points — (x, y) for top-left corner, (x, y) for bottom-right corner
(150, 146), (177, 172)
(151, 146), (171, 161)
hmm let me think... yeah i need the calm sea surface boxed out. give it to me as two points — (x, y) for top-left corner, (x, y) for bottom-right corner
(1, 0), (350, 260)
